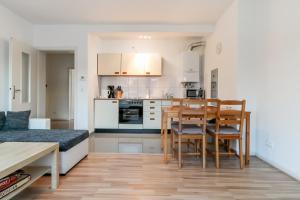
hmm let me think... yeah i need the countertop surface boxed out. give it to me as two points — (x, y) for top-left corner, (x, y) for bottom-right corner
(94, 98), (173, 100)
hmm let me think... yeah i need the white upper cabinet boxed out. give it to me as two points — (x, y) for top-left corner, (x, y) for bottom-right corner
(97, 53), (162, 76)
(97, 53), (122, 75)
(144, 54), (162, 76)
(121, 53), (145, 75)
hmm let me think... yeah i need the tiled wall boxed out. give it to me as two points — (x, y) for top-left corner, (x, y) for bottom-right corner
(99, 76), (184, 99)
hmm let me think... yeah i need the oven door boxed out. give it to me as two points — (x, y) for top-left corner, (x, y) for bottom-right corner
(119, 107), (143, 124)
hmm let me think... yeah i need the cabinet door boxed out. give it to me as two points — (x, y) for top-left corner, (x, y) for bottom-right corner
(121, 53), (145, 75)
(144, 54), (162, 76)
(143, 114), (161, 129)
(98, 53), (121, 75)
(94, 100), (119, 128)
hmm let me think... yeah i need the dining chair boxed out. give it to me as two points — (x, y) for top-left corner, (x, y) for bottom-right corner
(207, 100), (246, 169)
(172, 99), (207, 168)
(161, 98), (183, 150)
(206, 98), (220, 126)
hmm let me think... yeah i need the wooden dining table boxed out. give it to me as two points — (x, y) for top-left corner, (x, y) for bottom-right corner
(161, 106), (251, 165)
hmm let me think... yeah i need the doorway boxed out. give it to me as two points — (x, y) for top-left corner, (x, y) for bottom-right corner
(43, 51), (75, 129)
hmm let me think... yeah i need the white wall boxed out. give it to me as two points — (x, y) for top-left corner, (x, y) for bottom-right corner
(88, 34), (100, 132)
(98, 38), (204, 98)
(33, 25), (213, 130)
(46, 53), (74, 120)
(0, 4), (33, 111)
(250, 0), (300, 181)
(205, 0), (300, 180)
(204, 1), (239, 100)
(37, 51), (46, 117)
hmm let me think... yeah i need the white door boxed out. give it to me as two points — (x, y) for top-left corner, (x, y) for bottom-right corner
(8, 38), (37, 116)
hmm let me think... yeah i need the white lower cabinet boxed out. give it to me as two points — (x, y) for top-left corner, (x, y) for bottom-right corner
(94, 100), (119, 129)
(143, 100), (162, 129)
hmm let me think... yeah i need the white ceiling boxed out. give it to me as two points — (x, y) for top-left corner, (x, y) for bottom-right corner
(0, 0), (233, 25)
(95, 32), (205, 40)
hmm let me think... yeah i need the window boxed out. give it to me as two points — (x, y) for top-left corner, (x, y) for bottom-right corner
(22, 52), (30, 103)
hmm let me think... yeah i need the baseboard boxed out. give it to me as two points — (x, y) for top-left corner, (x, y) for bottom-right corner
(256, 153), (300, 181)
(95, 129), (161, 134)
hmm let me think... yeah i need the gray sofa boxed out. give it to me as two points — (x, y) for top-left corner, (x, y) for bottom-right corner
(0, 111), (89, 174)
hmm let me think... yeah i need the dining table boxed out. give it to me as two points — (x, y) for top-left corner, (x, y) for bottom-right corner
(161, 106), (251, 165)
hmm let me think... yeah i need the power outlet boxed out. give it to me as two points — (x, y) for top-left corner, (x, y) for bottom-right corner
(265, 139), (274, 149)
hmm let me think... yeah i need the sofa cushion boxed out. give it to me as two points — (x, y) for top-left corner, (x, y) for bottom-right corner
(3, 110), (31, 130)
(207, 126), (240, 135)
(0, 129), (89, 151)
(172, 124), (205, 135)
(0, 112), (5, 130)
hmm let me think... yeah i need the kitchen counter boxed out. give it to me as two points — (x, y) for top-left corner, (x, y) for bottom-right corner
(94, 98), (173, 100)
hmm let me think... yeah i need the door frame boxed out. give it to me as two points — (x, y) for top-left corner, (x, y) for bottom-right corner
(8, 38), (37, 115)
(36, 46), (78, 128)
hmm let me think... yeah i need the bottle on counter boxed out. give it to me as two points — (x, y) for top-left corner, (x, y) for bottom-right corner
(115, 86), (124, 99)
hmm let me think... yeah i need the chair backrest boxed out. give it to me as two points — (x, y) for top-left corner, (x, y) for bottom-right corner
(217, 100), (246, 134)
(206, 98), (220, 118)
(178, 99), (207, 133)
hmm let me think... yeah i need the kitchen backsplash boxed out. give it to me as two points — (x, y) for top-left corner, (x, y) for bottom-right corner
(99, 77), (185, 99)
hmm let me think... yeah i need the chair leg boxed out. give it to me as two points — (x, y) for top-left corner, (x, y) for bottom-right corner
(202, 135), (206, 168)
(215, 135), (220, 168)
(160, 130), (164, 150)
(178, 135), (182, 168)
(227, 140), (231, 157)
(171, 129), (174, 158)
(239, 138), (244, 169)
(170, 129), (173, 156)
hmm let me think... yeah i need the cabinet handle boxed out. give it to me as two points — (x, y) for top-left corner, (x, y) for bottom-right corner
(112, 101), (118, 103)
(146, 72), (151, 75)
(122, 72), (127, 75)
(114, 72), (119, 74)
(150, 112), (155, 115)
(150, 118), (155, 120)
(150, 101), (155, 104)
(150, 107), (155, 109)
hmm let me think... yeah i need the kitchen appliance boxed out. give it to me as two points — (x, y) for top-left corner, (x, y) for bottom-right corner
(185, 88), (205, 98)
(107, 85), (115, 98)
(119, 100), (143, 125)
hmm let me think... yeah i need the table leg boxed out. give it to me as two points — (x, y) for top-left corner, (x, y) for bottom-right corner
(160, 111), (164, 150)
(51, 148), (59, 189)
(245, 114), (250, 165)
(163, 114), (168, 163)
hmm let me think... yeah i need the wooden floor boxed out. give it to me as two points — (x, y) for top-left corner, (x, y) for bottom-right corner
(14, 154), (300, 200)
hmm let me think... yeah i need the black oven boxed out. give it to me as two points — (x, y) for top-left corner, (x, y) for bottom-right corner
(119, 100), (143, 124)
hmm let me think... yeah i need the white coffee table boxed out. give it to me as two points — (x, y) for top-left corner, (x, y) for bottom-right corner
(0, 142), (59, 200)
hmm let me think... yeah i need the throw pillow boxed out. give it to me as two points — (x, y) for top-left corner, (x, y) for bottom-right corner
(3, 110), (31, 130)
(0, 111), (5, 130)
